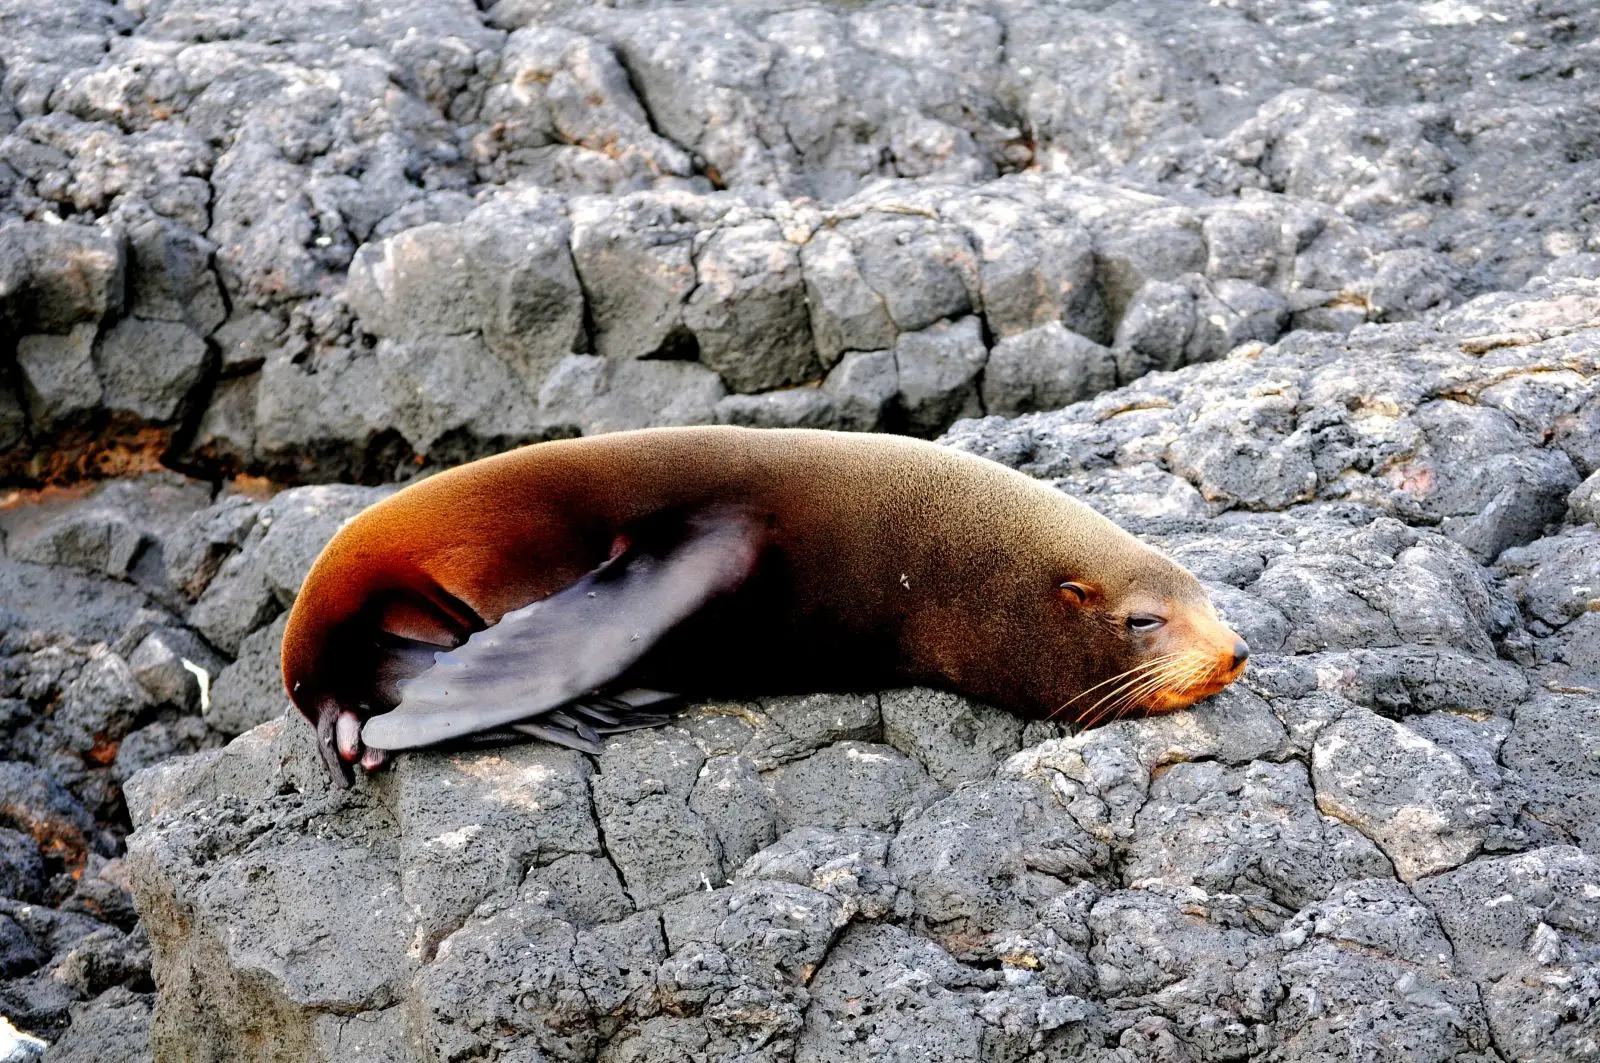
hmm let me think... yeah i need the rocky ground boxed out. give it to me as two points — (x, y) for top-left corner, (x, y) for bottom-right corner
(4, 0), (1600, 483)
(1, 0), (1598, 1060)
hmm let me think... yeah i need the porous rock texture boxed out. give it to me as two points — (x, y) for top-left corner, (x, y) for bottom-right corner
(4, 0), (1600, 483)
(1, 0), (1599, 1060)
(105, 269), (1600, 1063)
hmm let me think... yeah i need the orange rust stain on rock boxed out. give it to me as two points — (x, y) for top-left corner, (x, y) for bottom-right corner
(227, 473), (284, 500)
(5, 425), (174, 487)
(1391, 463), (1435, 498)
(85, 735), (121, 767)
(0, 481), (99, 511)
(1, 812), (91, 874)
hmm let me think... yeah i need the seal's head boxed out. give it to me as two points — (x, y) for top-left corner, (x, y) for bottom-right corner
(910, 463), (1250, 730)
(1049, 534), (1248, 728)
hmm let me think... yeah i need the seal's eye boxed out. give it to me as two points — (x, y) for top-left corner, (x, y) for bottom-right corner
(1126, 614), (1166, 632)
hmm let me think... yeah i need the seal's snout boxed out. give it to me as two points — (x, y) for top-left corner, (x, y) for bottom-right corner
(1129, 602), (1250, 719)
(1208, 622), (1248, 687)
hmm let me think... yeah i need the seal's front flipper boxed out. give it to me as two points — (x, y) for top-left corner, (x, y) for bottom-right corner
(360, 511), (760, 752)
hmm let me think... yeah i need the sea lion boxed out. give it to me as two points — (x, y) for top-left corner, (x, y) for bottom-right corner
(282, 426), (1248, 785)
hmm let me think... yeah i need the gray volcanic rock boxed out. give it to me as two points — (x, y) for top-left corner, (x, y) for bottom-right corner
(943, 277), (1599, 563)
(345, 194), (586, 383)
(160, 494), (261, 603)
(4, 0), (1600, 1057)
(14, 326), (101, 434)
(7, 0), (1598, 481)
(126, 627), (224, 715)
(37, 987), (153, 1063)
(111, 260), (1600, 1063)
(8, 509), (145, 579)
(714, 387), (840, 432)
(891, 316), (987, 437)
(1413, 847), (1600, 1063)
(1571, 469), (1600, 526)
(0, 762), (98, 870)
(1500, 696), (1600, 853)
(538, 355), (725, 436)
(981, 323), (1115, 418)
(0, 829), (45, 904)
(880, 687), (1025, 790)
(204, 614), (289, 738)
(683, 220), (819, 394)
(0, 222), (124, 335)
(1311, 707), (1505, 882)
(800, 228), (897, 367)
(93, 318), (210, 425)
(568, 193), (699, 361)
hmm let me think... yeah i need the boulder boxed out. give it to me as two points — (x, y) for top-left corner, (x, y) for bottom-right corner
(892, 317), (987, 436)
(93, 319), (210, 425)
(981, 323), (1115, 417)
(682, 220), (819, 394)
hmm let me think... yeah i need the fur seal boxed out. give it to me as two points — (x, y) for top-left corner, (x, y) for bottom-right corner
(282, 426), (1248, 785)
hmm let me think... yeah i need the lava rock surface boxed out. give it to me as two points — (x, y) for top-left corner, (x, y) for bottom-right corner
(2, 0), (1599, 1059)
(117, 272), (1600, 1063)
(3, 0), (1600, 482)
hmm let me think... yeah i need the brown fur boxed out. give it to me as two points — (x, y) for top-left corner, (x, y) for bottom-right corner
(283, 426), (1244, 735)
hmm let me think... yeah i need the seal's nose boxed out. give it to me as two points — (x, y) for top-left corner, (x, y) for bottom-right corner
(1231, 639), (1250, 670)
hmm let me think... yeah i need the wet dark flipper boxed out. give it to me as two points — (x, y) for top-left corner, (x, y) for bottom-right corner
(565, 689), (683, 730)
(577, 689), (684, 733)
(590, 714), (677, 734)
(544, 710), (602, 745)
(502, 689), (686, 754)
(361, 510), (759, 752)
(563, 688), (681, 730)
(565, 701), (622, 727)
(600, 688), (680, 710)
(372, 638), (453, 707)
(511, 721), (606, 755)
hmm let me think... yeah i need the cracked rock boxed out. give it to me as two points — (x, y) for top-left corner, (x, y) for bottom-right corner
(568, 193), (699, 361)
(684, 220), (819, 395)
(772, 741), (945, 834)
(1311, 707), (1506, 882)
(892, 317), (987, 437)
(0, 221), (124, 335)
(14, 324), (102, 432)
(1414, 847), (1600, 1062)
(1127, 758), (1392, 911)
(981, 323), (1115, 419)
(8, 1), (1600, 1056)
(187, 485), (390, 655)
(92, 318), (210, 425)
(538, 355), (725, 436)
(1501, 695), (1600, 853)
(346, 195), (586, 385)
(1275, 879), (1497, 1062)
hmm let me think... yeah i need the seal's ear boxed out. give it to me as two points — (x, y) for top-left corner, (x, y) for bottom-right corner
(1058, 581), (1100, 606)
(360, 508), (762, 753)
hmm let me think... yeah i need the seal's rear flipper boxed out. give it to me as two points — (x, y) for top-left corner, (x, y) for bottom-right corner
(315, 698), (355, 789)
(506, 690), (685, 754)
(360, 511), (759, 752)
